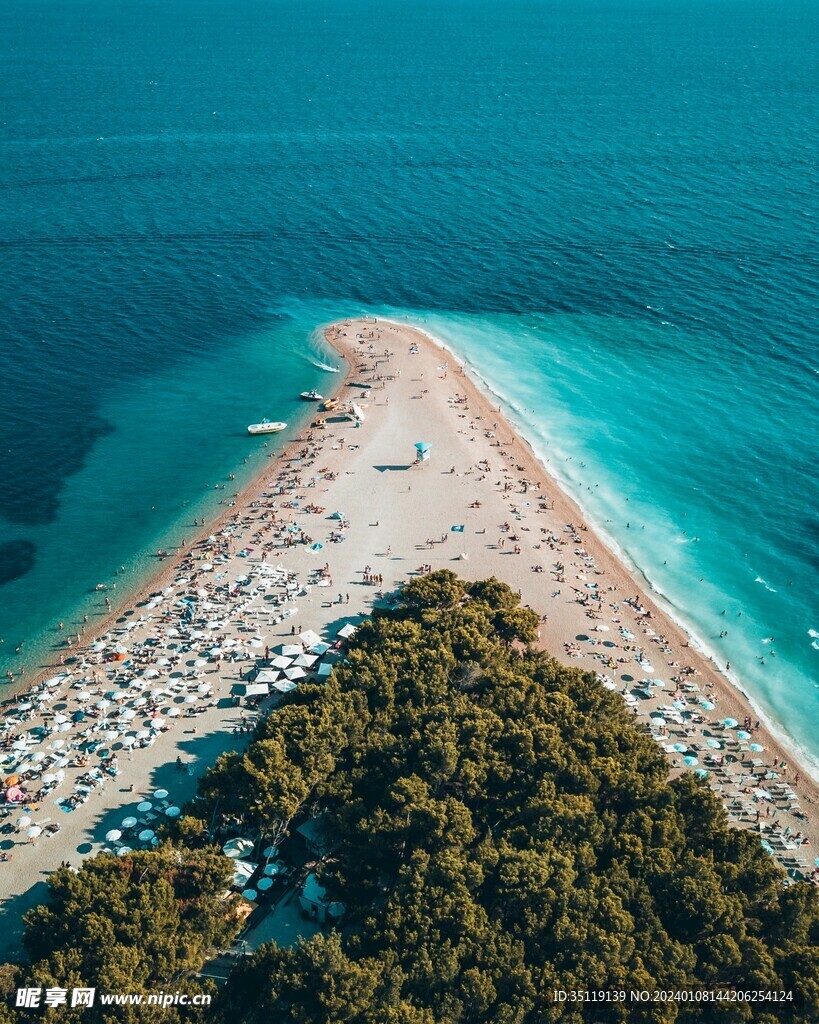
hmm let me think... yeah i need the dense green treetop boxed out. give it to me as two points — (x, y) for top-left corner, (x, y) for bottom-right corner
(207, 574), (819, 1023)
(4, 575), (817, 1023)
(10, 845), (236, 1023)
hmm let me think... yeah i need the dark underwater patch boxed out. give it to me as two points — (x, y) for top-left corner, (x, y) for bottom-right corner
(0, 412), (114, 527)
(0, 540), (36, 586)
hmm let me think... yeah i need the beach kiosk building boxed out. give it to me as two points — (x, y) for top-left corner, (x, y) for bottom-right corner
(295, 814), (335, 858)
(298, 872), (345, 925)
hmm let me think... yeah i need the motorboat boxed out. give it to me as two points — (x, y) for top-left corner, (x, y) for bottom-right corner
(248, 419), (287, 435)
(300, 390), (323, 401)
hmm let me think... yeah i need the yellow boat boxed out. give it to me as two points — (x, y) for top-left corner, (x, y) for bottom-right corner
(320, 397), (339, 411)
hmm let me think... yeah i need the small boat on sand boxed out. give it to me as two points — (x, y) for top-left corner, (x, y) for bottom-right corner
(248, 419), (287, 435)
(320, 397), (339, 411)
(300, 390), (323, 401)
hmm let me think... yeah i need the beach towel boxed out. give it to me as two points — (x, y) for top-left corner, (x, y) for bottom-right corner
(451, 525), (465, 533)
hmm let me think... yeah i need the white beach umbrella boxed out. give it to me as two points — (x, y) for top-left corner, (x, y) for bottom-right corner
(184, 694), (198, 704)
(284, 667), (306, 681)
(137, 801), (152, 812)
(118, 846), (133, 856)
(121, 816), (137, 829)
(138, 829), (155, 842)
(165, 806), (180, 818)
(53, 714), (69, 724)
(257, 876), (273, 891)
(30, 751), (46, 763)
(167, 707), (181, 717)
(27, 825), (43, 840)
(106, 829), (122, 842)
(135, 730), (151, 741)
(17, 816), (32, 829)
(154, 789), (169, 800)
(280, 644), (303, 658)
(150, 718), (165, 730)
(121, 709), (137, 721)
(222, 837), (255, 859)
(121, 736), (136, 747)
(194, 659), (207, 668)
(241, 889), (257, 901)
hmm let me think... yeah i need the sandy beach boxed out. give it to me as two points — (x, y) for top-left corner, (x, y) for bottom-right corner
(0, 316), (816, 961)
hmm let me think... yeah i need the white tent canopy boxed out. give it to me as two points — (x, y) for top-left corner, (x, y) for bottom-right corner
(254, 670), (280, 684)
(243, 682), (270, 697)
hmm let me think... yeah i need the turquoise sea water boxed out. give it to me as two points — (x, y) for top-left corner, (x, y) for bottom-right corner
(1, 1), (817, 765)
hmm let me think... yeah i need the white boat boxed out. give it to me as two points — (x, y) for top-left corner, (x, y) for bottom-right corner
(300, 390), (323, 401)
(248, 419), (287, 435)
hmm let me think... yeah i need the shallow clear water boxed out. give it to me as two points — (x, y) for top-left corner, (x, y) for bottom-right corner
(1, 0), (817, 762)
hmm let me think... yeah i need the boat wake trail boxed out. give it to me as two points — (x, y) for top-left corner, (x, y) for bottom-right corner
(307, 357), (340, 373)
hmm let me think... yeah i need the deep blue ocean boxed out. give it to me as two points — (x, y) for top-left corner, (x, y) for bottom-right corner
(1, 0), (817, 765)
